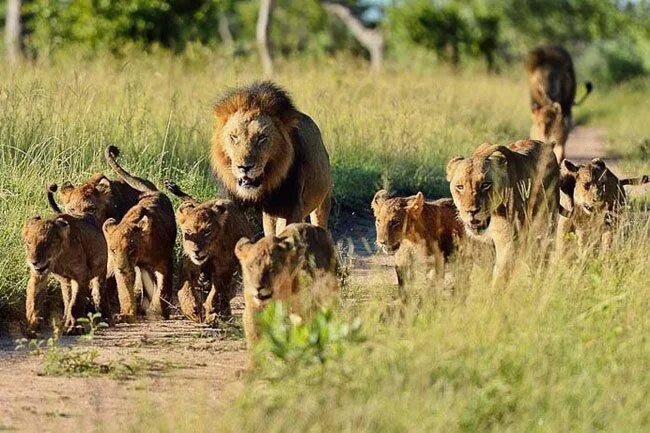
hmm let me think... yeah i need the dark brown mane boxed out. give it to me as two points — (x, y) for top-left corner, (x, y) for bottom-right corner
(525, 45), (571, 72)
(213, 81), (298, 124)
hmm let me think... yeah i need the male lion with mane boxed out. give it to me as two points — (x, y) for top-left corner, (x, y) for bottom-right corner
(526, 45), (592, 162)
(210, 81), (332, 236)
(446, 140), (565, 285)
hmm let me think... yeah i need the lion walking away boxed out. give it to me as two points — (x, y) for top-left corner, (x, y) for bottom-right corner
(210, 81), (333, 236)
(526, 45), (593, 162)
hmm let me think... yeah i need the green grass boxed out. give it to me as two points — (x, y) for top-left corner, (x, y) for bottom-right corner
(120, 220), (650, 433)
(1, 54), (649, 432)
(0, 53), (532, 319)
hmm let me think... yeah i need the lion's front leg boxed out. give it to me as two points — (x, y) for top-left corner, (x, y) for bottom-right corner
(25, 272), (48, 334)
(262, 212), (278, 237)
(114, 267), (137, 322)
(491, 231), (515, 288)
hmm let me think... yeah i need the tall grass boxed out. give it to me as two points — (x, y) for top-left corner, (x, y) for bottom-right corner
(0, 54), (531, 319)
(114, 217), (649, 433)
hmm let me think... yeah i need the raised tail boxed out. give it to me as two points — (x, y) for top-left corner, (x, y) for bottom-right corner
(47, 184), (62, 214)
(163, 179), (199, 204)
(573, 81), (593, 106)
(105, 145), (158, 193)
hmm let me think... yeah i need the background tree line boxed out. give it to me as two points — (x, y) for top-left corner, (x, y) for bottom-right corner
(3, 0), (650, 83)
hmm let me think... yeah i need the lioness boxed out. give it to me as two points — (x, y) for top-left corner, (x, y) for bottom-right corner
(164, 180), (253, 324)
(23, 197), (110, 334)
(371, 190), (464, 289)
(446, 140), (563, 285)
(526, 45), (592, 162)
(210, 81), (332, 236)
(557, 158), (649, 252)
(102, 146), (176, 321)
(234, 223), (338, 348)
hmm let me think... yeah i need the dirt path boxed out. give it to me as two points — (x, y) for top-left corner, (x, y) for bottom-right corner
(0, 126), (620, 433)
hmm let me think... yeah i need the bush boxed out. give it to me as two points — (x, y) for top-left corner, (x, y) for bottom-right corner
(577, 37), (647, 86)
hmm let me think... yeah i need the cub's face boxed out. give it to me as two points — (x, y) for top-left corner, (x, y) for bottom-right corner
(562, 159), (620, 215)
(235, 236), (296, 305)
(177, 201), (229, 266)
(531, 102), (566, 142)
(446, 150), (508, 236)
(22, 216), (69, 275)
(221, 111), (286, 200)
(371, 190), (424, 253)
(102, 215), (149, 271)
(59, 174), (113, 224)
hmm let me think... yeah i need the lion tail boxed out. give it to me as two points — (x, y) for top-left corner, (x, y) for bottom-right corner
(105, 145), (158, 193)
(47, 184), (62, 214)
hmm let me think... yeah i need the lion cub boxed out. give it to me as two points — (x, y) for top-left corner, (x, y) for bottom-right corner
(371, 190), (464, 289)
(102, 146), (176, 322)
(530, 102), (568, 162)
(557, 158), (649, 252)
(23, 189), (110, 334)
(164, 180), (253, 324)
(234, 223), (338, 348)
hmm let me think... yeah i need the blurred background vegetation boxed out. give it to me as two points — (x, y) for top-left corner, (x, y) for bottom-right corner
(2, 0), (650, 84)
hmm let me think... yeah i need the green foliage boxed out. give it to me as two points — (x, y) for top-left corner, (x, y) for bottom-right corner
(253, 302), (364, 371)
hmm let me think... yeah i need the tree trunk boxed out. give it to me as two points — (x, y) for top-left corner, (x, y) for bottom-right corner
(218, 12), (234, 54)
(256, 0), (275, 76)
(322, 1), (383, 72)
(5, 0), (21, 66)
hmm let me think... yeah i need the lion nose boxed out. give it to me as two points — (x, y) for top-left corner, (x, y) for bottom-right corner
(238, 164), (254, 174)
(468, 207), (480, 217)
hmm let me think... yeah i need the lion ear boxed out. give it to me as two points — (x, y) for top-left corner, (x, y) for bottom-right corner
(371, 189), (389, 212)
(60, 181), (74, 201)
(446, 156), (464, 182)
(551, 102), (562, 114)
(137, 215), (151, 232)
(234, 237), (253, 260)
(54, 217), (70, 232)
(561, 159), (579, 174)
(590, 158), (606, 170)
(96, 177), (111, 193)
(178, 201), (195, 216)
(406, 192), (425, 217)
(103, 218), (117, 235)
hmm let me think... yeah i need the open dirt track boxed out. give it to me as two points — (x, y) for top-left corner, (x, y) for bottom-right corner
(0, 126), (636, 432)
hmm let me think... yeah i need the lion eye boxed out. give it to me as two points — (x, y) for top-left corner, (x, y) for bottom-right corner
(229, 134), (238, 141)
(389, 220), (401, 229)
(481, 182), (492, 190)
(455, 184), (464, 192)
(257, 135), (268, 145)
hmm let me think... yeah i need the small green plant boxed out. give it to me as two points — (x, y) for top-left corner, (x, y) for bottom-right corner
(254, 302), (364, 371)
(76, 312), (109, 340)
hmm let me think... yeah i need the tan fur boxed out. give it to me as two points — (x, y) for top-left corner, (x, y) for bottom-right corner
(234, 223), (338, 350)
(210, 81), (332, 236)
(165, 180), (254, 324)
(530, 102), (569, 162)
(525, 45), (577, 118)
(22, 213), (109, 334)
(371, 190), (464, 289)
(57, 173), (142, 225)
(446, 139), (561, 285)
(101, 147), (176, 322)
(557, 158), (649, 252)
(526, 45), (591, 163)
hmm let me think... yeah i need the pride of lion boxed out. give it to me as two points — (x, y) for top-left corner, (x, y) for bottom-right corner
(22, 46), (649, 362)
